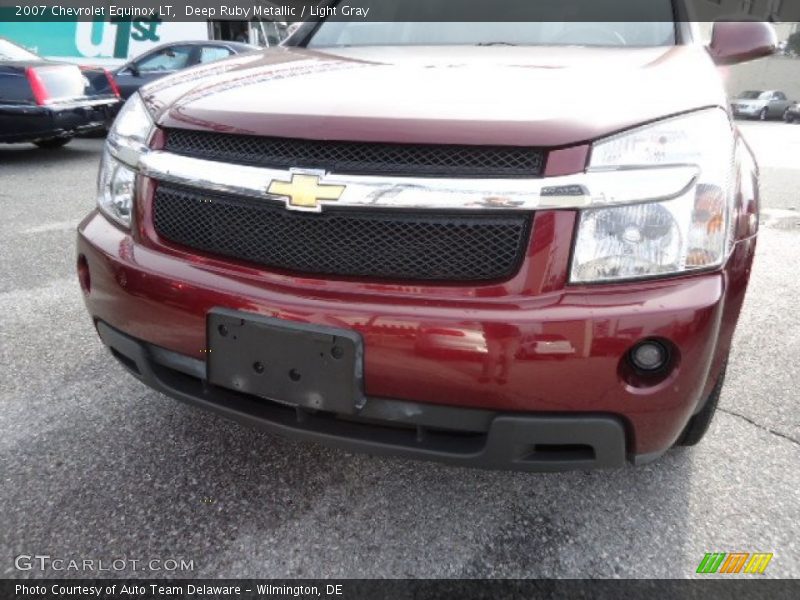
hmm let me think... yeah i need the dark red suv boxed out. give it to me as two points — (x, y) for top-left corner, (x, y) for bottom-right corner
(77, 6), (776, 471)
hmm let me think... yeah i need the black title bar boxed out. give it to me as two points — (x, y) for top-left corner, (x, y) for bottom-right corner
(2, 579), (800, 600)
(1, 0), (799, 22)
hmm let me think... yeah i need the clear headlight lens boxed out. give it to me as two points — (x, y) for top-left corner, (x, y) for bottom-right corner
(571, 109), (735, 283)
(106, 93), (153, 167)
(97, 93), (153, 228)
(97, 149), (136, 228)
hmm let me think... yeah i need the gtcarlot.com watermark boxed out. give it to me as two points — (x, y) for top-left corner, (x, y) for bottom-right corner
(14, 554), (195, 573)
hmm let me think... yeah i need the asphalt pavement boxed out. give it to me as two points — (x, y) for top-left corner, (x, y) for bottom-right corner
(1, 121), (798, 579)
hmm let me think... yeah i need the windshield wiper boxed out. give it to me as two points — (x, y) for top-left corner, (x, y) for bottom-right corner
(475, 42), (518, 47)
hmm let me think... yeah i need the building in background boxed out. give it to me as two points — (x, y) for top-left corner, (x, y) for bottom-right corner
(691, 0), (800, 20)
(0, 6), (287, 66)
(698, 17), (800, 101)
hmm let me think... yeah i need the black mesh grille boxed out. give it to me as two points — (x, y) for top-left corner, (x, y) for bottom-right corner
(163, 129), (544, 178)
(153, 185), (531, 282)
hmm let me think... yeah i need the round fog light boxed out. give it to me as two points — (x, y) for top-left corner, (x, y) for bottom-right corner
(630, 340), (668, 372)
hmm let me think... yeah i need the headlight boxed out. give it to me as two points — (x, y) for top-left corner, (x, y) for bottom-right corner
(106, 92), (153, 167)
(571, 109), (735, 283)
(97, 93), (153, 228)
(97, 149), (136, 228)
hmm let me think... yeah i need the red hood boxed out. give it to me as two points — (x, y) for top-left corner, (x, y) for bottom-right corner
(142, 45), (726, 147)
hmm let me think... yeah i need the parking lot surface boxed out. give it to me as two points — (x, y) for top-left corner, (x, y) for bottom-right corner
(1, 121), (799, 578)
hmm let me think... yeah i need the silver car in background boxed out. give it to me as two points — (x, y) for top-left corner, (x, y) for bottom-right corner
(731, 90), (793, 120)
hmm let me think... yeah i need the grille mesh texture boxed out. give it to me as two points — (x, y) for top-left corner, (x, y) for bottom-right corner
(163, 128), (544, 178)
(152, 184), (531, 282)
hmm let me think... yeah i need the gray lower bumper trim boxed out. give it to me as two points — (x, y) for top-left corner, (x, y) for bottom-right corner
(97, 321), (632, 472)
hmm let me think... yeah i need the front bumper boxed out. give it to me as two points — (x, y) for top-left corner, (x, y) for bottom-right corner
(77, 210), (755, 467)
(98, 320), (629, 471)
(731, 104), (762, 118)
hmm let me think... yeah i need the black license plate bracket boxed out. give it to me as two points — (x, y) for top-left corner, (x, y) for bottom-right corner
(207, 310), (365, 414)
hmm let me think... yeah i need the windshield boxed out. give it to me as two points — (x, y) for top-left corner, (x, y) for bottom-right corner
(738, 91), (765, 99)
(0, 38), (41, 61)
(307, 1), (676, 48)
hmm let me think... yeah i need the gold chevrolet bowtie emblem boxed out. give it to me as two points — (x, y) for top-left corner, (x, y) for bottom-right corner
(267, 172), (345, 211)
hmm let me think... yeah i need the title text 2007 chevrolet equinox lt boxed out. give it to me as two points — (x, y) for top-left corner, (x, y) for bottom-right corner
(77, 3), (777, 471)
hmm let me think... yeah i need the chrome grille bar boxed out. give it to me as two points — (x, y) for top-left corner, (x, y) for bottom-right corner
(138, 150), (699, 213)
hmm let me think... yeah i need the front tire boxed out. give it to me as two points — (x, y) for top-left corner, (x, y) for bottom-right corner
(759, 107), (769, 121)
(34, 137), (72, 149)
(674, 362), (726, 447)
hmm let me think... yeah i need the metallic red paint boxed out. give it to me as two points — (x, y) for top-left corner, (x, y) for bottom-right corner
(707, 21), (777, 66)
(143, 45), (728, 147)
(78, 31), (768, 463)
(78, 193), (754, 456)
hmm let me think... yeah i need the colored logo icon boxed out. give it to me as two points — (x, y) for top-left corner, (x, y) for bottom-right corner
(697, 552), (773, 574)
